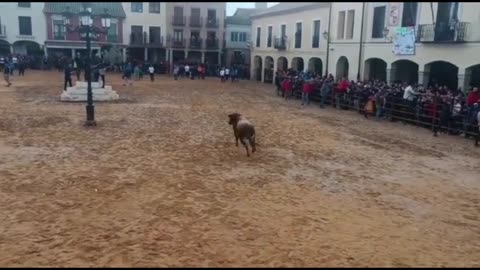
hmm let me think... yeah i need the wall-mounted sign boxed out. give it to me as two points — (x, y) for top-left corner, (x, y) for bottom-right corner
(393, 27), (416, 55)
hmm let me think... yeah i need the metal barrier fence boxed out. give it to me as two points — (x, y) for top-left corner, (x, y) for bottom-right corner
(279, 81), (480, 142)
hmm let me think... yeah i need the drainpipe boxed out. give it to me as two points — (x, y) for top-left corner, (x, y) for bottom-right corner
(325, 3), (332, 76)
(357, 2), (365, 81)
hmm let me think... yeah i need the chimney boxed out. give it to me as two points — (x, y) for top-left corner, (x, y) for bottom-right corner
(255, 2), (267, 10)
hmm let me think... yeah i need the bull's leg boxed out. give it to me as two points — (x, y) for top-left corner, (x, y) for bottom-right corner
(240, 138), (250, 157)
(233, 128), (239, 146)
(249, 135), (256, 153)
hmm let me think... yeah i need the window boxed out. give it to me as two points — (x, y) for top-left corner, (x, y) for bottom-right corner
(107, 20), (118, 42)
(18, 2), (31, 8)
(149, 26), (161, 43)
(131, 2), (143, 13)
(256, 27), (261, 47)
(207, 9), (216, 20)
(53, 19), (65, 40)
(346, 10), (355, 39)
(312, 20), (320, 48)
(295, 22), (302, 48)
(131, 25), (143, 43)
(267, 26), (272, 47)
(337, 11), (346, 39)
(372, 6), (386, 38)
(239, 32), (247, 42)
(401, 2), (418, 27)
(280, 24), (286, 37)
(149, 2), (160, 13)
(173, 29), (183, 41)
(18, 16), (32, 35)
(231, 32), (238, 42)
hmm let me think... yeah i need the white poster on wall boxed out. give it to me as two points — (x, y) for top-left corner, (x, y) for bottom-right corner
(388, 3), (401, 27)
(392, 27), (416, 55)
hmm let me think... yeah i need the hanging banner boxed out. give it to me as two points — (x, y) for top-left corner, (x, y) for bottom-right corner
(388, 3), (401, 27)
(393, 27), (416, 55)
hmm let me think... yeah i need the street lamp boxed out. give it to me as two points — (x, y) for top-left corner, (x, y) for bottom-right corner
(383, 27), (393, 42)
(62, 3), (112, 127)
(323, 30), (330, 76)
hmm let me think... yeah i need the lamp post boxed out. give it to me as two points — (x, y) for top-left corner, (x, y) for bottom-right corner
(383, 27), (392, 42)
(322, 30), (330, 77)
(62, 3), (111, 127)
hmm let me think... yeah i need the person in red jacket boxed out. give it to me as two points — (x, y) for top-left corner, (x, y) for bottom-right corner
(283, 76), (293, 100)
(302, 78), (314, 106)
(464, 87), (480, 137)
(335, 77), (349, 109)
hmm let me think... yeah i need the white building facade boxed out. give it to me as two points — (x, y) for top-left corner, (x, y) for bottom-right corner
(0, 2), (47, 55)
(122, 2), (168, 63)
(251, 2), (480, 90)
(250, 2), (331, 83)
(330, 2), (480, 90)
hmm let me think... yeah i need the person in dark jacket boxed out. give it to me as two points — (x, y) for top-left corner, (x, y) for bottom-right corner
(64, 63), (73, 91)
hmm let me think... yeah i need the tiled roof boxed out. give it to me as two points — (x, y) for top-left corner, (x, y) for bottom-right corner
(226, 8), (253, 25)
(43, 2), (126, 18)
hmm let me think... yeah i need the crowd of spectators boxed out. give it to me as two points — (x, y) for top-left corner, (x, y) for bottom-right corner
(275, 68), (480, 145)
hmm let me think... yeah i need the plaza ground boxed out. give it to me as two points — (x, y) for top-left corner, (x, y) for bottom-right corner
(0, 71), (479, 267)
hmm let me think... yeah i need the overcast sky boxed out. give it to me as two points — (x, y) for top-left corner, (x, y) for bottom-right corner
(226, 2), (278, 16)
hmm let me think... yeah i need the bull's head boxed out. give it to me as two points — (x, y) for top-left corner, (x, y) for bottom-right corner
(228, 113), (242, 126)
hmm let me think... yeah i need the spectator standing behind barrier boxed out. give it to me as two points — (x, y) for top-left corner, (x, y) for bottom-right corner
(99, 65), (106, 88)
(148, 65), (155, 82)
(3, 60), (11, 87)
(475, 104), (480, 147)
(220, 67), (225, 82)
(464, 87), (480, 137)
(320, 75), (334, 108)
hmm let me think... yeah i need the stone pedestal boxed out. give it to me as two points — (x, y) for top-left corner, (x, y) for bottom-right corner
(60, 81), (119, 102)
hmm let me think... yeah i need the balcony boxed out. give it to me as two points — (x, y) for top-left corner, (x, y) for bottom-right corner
(189, 16), (202, 28)
(149, 35), (164, 47)
(170, 38), (186, 48)
(205, 38), (219, 49)
(206, 17), (219, 28)
(130, 32), (146, 46)
(172, 15), (186, 27)
(274, 36), (287, 50)
(189, 38), (203, 49)
(0, 25), (6, 38)
(417, 22), (470, 43)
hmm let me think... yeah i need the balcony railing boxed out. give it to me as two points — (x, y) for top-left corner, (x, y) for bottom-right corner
(205, 38), (219, 49)
(206, 17), (219, 28)
(172, 15), (186, 26)
(53, 34), (66, 40)
(130, 32), (146, 46)
(189, 38), (203, 49)
(170, 38), (186, 48)
(149, 35), (164, 47)
(107, 35), (118, 43)
(274, 36), (287, 50)
(417, 22), (470, 43)
(0, 25), (6, 38)
(189, 16), (202, 27)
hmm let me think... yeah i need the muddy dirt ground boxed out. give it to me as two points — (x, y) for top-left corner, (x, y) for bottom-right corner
(0, 71), (479, 267)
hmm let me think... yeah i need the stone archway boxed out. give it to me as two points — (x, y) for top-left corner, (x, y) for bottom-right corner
(364, 58), (387, 82)
(277, 56), (288, 72)
(0, 40), (10, 56)
(465, 64), (480, 90)
(291, 57), (304, 72)
(391, 60), (419, 85)
(335, 56), (349, 81)
(264, 56), (274, 83)
(13, 40), (42, 55)
(308, 57), (323, 75)
(425, 61), (459, 89)
(253, 55), (262, 81)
